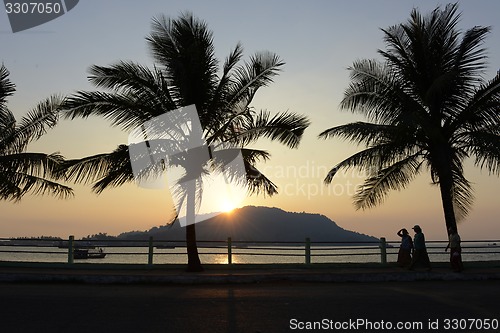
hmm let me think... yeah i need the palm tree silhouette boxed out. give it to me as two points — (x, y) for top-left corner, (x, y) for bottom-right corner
(61, 13), (310, 271)
(320, 4), (500, 234)
(0, 64), (72, 201)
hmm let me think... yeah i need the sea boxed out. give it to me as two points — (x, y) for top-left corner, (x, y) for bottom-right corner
(1, 242), (499, 265)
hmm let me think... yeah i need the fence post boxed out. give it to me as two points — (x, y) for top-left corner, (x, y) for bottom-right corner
(379, 237), (387, 264)
(67, 235), (74, 265)
(227, 237), (232, 265)
(305, 237), (311, 265)
(148, 236), (154, 266)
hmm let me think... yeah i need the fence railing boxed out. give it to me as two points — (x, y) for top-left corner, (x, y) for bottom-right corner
(0, 236), (499, 266)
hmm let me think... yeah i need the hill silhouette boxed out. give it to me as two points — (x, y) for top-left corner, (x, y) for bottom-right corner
(118, 206), (377, 244)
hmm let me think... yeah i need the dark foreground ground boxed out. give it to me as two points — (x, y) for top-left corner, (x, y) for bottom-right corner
(1, 280), (499, 333)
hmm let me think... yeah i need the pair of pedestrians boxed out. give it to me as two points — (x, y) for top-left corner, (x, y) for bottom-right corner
(397, 225), (463, 271)
(397, 225), (431, 270)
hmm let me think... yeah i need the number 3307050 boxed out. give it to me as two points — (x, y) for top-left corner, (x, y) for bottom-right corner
(5, 2), (62, 14)
(443, 318), (498, 330)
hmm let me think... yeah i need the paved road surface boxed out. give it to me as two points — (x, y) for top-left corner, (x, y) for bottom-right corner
(1, 280), (499, 333)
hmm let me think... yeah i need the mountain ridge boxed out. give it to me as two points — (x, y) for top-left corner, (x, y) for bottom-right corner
(117, 205), (378, 244)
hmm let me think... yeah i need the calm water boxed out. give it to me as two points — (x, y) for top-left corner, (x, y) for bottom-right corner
(1, 243), (499, 265)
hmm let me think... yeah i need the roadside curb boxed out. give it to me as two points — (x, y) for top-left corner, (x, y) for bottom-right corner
(1, 268), (500, 284)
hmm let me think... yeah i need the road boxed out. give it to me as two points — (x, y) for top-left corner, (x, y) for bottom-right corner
(1, 281), (498, 333)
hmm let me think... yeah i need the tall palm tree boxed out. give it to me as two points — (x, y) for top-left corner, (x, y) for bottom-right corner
(61, 13), (309, 271)
(0, 64), (72, 201)
(320, 4), (500, 235)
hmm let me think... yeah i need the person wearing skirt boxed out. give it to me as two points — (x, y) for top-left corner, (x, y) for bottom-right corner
(397, 228), (413, 267)
(445, 227), (464, 272)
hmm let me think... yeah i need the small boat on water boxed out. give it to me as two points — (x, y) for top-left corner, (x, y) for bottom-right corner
(74, 248), (106, 259)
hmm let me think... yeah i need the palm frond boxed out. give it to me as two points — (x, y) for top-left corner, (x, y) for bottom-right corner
(0, 108), (16, 153)
(87, 61), (178, 114)
(323, 142), (423, 184)
(452, 74), (500, 132)
(0, 64), (15, 103)
(240, 148), (270, 164)
(63, 91), (154, 131)
(0, 171), (73, 201)
(62, 145), (133, 190)
(353, 154), (423, 209)
(232, 110), (310, 148)
(341, 59), (428, 126)
(209, 43), (244, 108)
(204, 108), (252, 144)
(147, 12), (218, 109)
(244, 162), (278, 196)
(0, 152), (73, 201)
(449, 170), (474, 222)
(11, 95), (64, 150)
(0, 170), (21, 200)
(465, 130), (500, 176)
(204, 43), (245, 132)
(0, 66), (17, 153)
(91, 161), (135, 194)
(0, 105), (16, 131)
(454, 25), (490, 77)
(226, 52), (284, 112)
(0, 151), (67, 178)
(319, 122), (397, 146)
(0, 65), (73, 201)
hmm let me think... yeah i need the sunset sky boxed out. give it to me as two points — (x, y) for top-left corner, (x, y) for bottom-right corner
(1, 0), (499, 241)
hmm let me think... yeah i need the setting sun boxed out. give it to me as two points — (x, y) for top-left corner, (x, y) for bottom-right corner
(220, 200), (236, 213)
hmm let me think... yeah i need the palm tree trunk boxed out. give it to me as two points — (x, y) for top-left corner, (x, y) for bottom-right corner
(436, 165), (458, 235)
(185, 180), (203, 272)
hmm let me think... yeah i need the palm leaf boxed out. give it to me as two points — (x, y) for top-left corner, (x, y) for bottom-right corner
(244, 162), (277, 196)
(0, 108), (16, 153)
(226, 52), (284, 113)
(449, 170), (474, 222)
(0, 152), (73, 201)
(209, 43), (244, 111)
(324, 142), (423, 184)
(465, 130), (500, 176)
(11, 95), (64, 151)
(0, 64), (72, 201)
(63, 91), (155, 131)
(0, 172), (73, 201)
(240, 148), (270, 164)
(452, 74), (500, 132)
(0, 64), (15, 103)
(319, 122), (397, 146)
(353, 154), (423, 209)
(88, 61), (178, 114)
(232, 110), (310, 148)
(62, 145), (134, 191)
(147, 12), (218, 109)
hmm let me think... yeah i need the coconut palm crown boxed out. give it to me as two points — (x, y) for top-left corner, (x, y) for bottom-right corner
(61, 13), (310, 271)
(0, 64), (72, 201)
(320, 4), (500, 233)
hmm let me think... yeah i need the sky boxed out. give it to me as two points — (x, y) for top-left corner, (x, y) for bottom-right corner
(1, 0), (499, 241)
